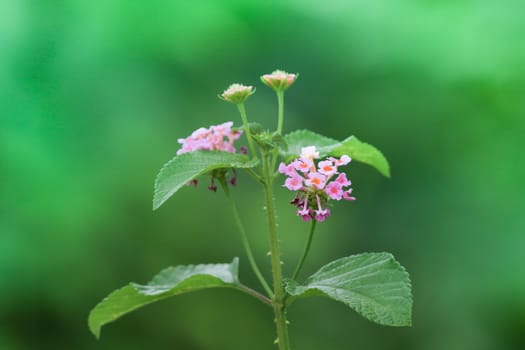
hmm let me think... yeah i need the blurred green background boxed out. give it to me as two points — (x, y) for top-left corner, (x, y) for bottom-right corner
(2, 0), (525, 349)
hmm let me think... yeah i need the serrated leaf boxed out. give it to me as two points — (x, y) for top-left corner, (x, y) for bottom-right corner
(153, 151), (259, 210)
(89, 258), (240, 339)
(331, 136), (390, 177)
(285, 252), (412, 327)
(282, 130), (390, 177)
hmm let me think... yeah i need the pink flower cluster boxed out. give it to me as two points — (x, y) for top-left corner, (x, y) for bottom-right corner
(177, 121), (244, 191)
(177, 121), (243, 155)
(279, 146), (355, 222)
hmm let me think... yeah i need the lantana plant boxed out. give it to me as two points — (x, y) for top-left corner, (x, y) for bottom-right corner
(88, 70), (413, 349)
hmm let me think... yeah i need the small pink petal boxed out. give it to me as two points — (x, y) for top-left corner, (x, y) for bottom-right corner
(293, 158), (314, 173)
(325, 181), (343, 200)
(284, 174), (303, 191)
(343, 189), (356, 201)
(279, 162), (296, 176)
(338, 155), (351, 166)
(314, 208), (330, 222)
(335, 173), (351, 187)
(305, 172), (326, 190)
(318, 160), (337, 177)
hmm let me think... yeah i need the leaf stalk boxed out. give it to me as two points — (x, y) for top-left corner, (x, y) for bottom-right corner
(219, 178), (273, 298)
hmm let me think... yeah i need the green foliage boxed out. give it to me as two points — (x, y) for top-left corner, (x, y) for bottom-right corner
(285, 253), (412, 327)
(89, 258), (241, 339)
(153, 151), (259, 210)
(282, 130), (390, 177)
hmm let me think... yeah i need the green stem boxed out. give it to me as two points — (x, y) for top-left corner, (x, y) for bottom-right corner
(277, 91), (284, 135)
(237, 103), (257, 159)
(219, 178), (273, 298)
(244, 168), (263, 184)
(262, 152), (291, 350)
(235, 284), (273, 306)
(291, 220), (317, 281)
(271, 90), (285, 171)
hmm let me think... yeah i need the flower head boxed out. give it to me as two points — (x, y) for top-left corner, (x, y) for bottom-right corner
(261, 70), (298, 92)
(280, 146), (354, 222)
(220, 83), (254, 104)
(177, 121), (242, 155)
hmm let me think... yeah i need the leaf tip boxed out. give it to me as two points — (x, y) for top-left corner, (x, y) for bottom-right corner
(152, 198), (161, 211)
(88, 315), (101, 340)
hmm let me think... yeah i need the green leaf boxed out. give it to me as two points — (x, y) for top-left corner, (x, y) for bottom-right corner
(285, 252), (412, 327)
(153, 151), (259, 210)
(282, 130), (390, 177)
(283, 129), (338, 157)
(89, 258), (240, 339)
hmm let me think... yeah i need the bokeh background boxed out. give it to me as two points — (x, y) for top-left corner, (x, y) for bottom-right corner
(2, 0), (525, 349)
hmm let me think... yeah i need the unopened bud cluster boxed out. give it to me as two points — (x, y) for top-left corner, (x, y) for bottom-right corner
(219, 69), (297, 106)
(220, 84), (254, 104)
(261, 70), (298, 92)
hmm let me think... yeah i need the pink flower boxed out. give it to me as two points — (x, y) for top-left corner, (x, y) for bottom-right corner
(296, 200), (312, 222)
(305, 172), (326, 190)
(293, 158), (314, 173)
(279, 162), (296, 177)
(334, 173), (351, 187)
(318, 160), (337, 177)
(343, 189), (356, 201)
(314, 195), (330, 221)
(330, 155), (351, 166)
(314, 208), (330, 222)
(191, 127), (210, 139)
(300, 146), (320, 160)
(284, 173), (303, 191)
(211, 121), (233, 135)
(279, 147), (355, 222)
(177, 121), (243, 155)
(325, 181), (343, 200)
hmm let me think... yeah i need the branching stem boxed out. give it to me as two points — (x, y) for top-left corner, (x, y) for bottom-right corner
(237, 103), (257, 159)
(235, 284), (273, 306)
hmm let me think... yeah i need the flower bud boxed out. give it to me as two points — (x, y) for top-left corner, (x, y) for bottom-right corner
(260, 70), (298, 92)
(220, 83), (254, 104)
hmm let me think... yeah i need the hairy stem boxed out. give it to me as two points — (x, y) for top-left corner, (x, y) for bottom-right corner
(219, 178), (273, 298)
(237, 103), (257, 159)
(291, 220), (317, 281)
(262, 152), (291, 350)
